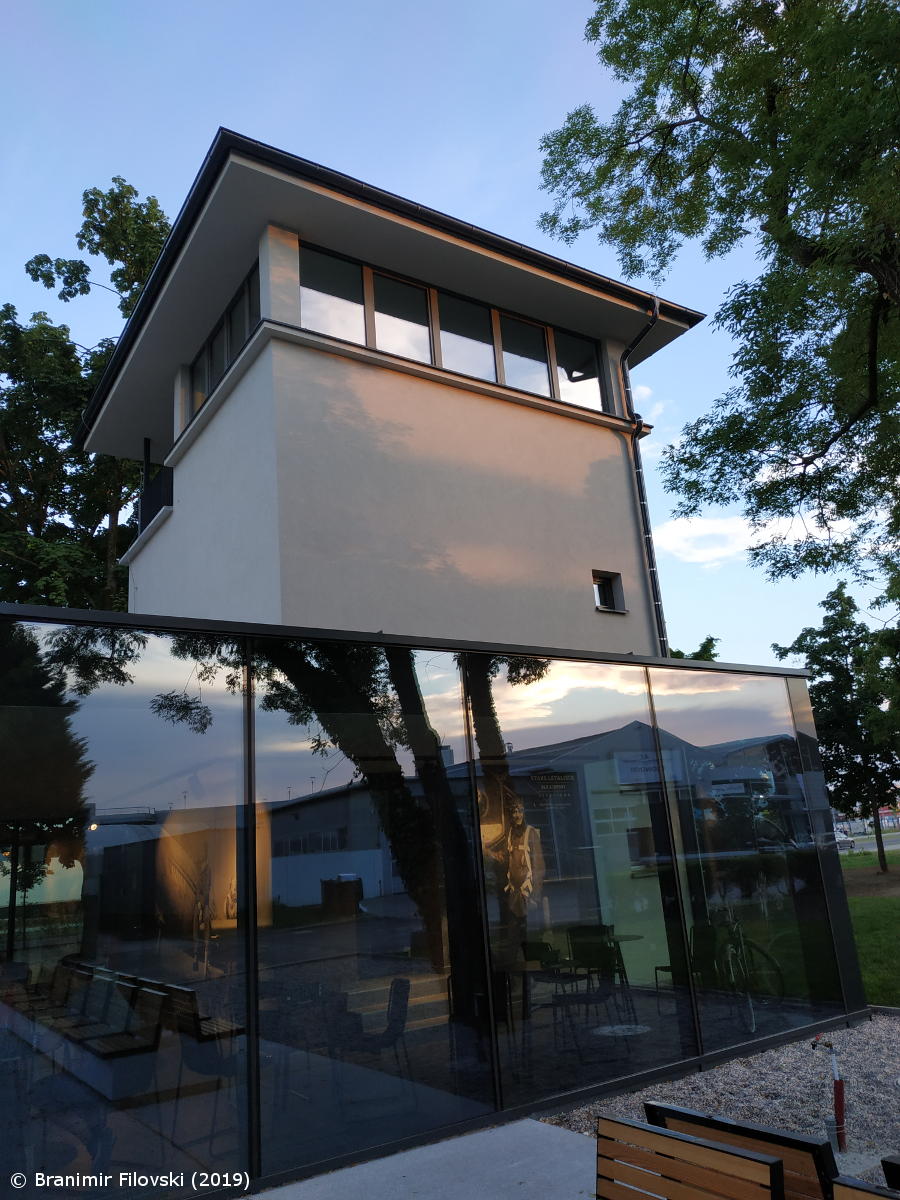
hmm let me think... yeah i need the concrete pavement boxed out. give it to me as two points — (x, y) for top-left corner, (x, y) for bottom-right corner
(248, 1119), (596, 1200)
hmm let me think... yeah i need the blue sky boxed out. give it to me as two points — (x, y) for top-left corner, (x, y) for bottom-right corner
(1, 0), (866, 666)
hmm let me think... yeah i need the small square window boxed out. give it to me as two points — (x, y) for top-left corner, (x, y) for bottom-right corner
(593, 571), (624, 612)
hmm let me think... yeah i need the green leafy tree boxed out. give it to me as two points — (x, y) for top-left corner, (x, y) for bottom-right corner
(669, 635), (719, 660)
(1, 179), (170, 609)
(540, 0), (900, 590)
(774, 585), (899, 872)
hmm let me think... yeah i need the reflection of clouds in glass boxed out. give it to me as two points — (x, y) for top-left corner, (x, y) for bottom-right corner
(301, 289), (366, 344)
(492, 662), (648, 729)
(503, 352), (550, 395)
(375, 313), (430, 362)
(441, 330), (495, 381)
(649, 669), (747, 697)
(257, 734), (317, 754)
(652, 670), (792, 747)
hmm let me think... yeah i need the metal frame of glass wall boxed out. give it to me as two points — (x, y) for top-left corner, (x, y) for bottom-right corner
(0, 604), (866, 1196)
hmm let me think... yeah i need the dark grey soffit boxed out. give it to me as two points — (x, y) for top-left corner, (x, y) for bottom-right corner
(0, 601), (807, 678)
(77, 127), (705, 450)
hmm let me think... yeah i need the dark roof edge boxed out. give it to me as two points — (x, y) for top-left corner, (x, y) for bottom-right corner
(0, 600), (806, 678)
(77, 127), (706, 449)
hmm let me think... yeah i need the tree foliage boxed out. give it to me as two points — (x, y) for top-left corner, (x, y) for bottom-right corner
(540, 0), (900, 589)
(1, 180), (171, 609)
(669, 634), (719, 660)
(773, 584), (899, 871)
(25, 176), (170, 319)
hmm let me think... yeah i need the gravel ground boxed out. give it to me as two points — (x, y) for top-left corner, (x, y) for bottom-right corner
(542, 1012), (900, 1184)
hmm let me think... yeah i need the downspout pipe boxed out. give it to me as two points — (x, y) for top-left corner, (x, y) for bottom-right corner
(619, 299), (670, 657)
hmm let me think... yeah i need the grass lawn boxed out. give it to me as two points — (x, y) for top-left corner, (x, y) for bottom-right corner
(841, 849), (900, 1006)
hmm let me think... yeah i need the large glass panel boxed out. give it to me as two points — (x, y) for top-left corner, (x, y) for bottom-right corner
(554, 329), (604, 411)
(374, 275), (431, 362)
(248, 262), (260, 330)
(253, 641), (494, 1176)
(500, 315), (551, 396)
(209, 321), (227, 392)
(464, 653), (696, 1106)
(227, 285), (249, 361)
(190, 348), (207, 415)
(300, 247), (365, 344)
(0, 620), (247, 1194)
(648, 668), (845, 1053)
(438, 293), (496, 381)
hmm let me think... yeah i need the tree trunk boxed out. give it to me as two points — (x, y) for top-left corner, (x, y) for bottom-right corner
(385, 647), (483, 1019)
(262, 643), (445, 969)
(870, 795), (889, 873)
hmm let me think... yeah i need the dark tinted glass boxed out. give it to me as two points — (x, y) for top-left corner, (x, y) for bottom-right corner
(300, 248), (365, 344)
(227, 286), (249, 358)
(0, 620), (247, 1195)
(438, 293), (495, 381)
(554, 329), (603, 410)
(464, 652), (696, 1106)
(648, 668), (844, 1053)
(209, 322), (227, 391)
(374, 275), (431, 362)
(500, 316), (550, 396)
(190, 348), (207, 415)
(248, 262), (260, 328)
(254, 644), (494, 1175)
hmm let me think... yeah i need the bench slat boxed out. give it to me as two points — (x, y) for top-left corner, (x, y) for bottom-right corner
(660, 1118), (824, 1197)
(599, 1117), (777, 1187)
(598, 1139), (774, 1200)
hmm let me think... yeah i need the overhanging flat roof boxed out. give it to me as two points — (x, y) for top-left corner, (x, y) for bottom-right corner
(81, 128), (705, 460)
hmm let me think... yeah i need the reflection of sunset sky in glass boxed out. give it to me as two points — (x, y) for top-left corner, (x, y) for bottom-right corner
(27, 619), (797, 817)
(650, 669), (794, 747)
(488, 660), (652, 750)
(33, 625), (243, 815)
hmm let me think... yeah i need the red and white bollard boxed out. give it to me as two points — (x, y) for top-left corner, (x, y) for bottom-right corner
(812, 1035), (847, 1153)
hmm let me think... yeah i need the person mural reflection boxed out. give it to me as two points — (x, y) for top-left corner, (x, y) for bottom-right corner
(487, 789), (545, 957)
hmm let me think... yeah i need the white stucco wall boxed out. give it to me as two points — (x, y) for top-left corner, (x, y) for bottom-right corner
(127, 350), (282, 622)
(271, 340), (659, 654)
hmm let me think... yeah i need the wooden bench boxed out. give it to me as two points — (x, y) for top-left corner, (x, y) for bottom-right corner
(597, 1115), (785, 1199)
(833, 1179), (900, 1199)
(645, 1101), (838, 1200)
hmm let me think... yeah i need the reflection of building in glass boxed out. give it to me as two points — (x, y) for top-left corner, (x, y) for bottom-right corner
(0, 129), (865, 1194)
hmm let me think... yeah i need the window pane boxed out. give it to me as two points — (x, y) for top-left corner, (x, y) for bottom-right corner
(500, 316), (550, 395)
(1, 619), (247, 1185)
(374, 275), (431, 362)
(190, 349), (207, 415)
(648, 668), (844, 1053)
(300, 248), (365, 344)
(438, 293), (496, 381)
(209, 323), (227, 391)
(554, 329), (603, 410)
(248, 262), (260, 328)
(227, 287), (249, 360)
(465, 652), (696, 1106)
(254, 643), (494, 1175)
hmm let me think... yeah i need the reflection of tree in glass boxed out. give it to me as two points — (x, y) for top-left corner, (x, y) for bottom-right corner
(43, 626), (484, 1006)
(0, 622), (93, 959)
(463, 654), (551, 830)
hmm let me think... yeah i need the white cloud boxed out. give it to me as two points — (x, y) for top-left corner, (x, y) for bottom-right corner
(633, 384), (653, 403)
(653, 516), (762, 566)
